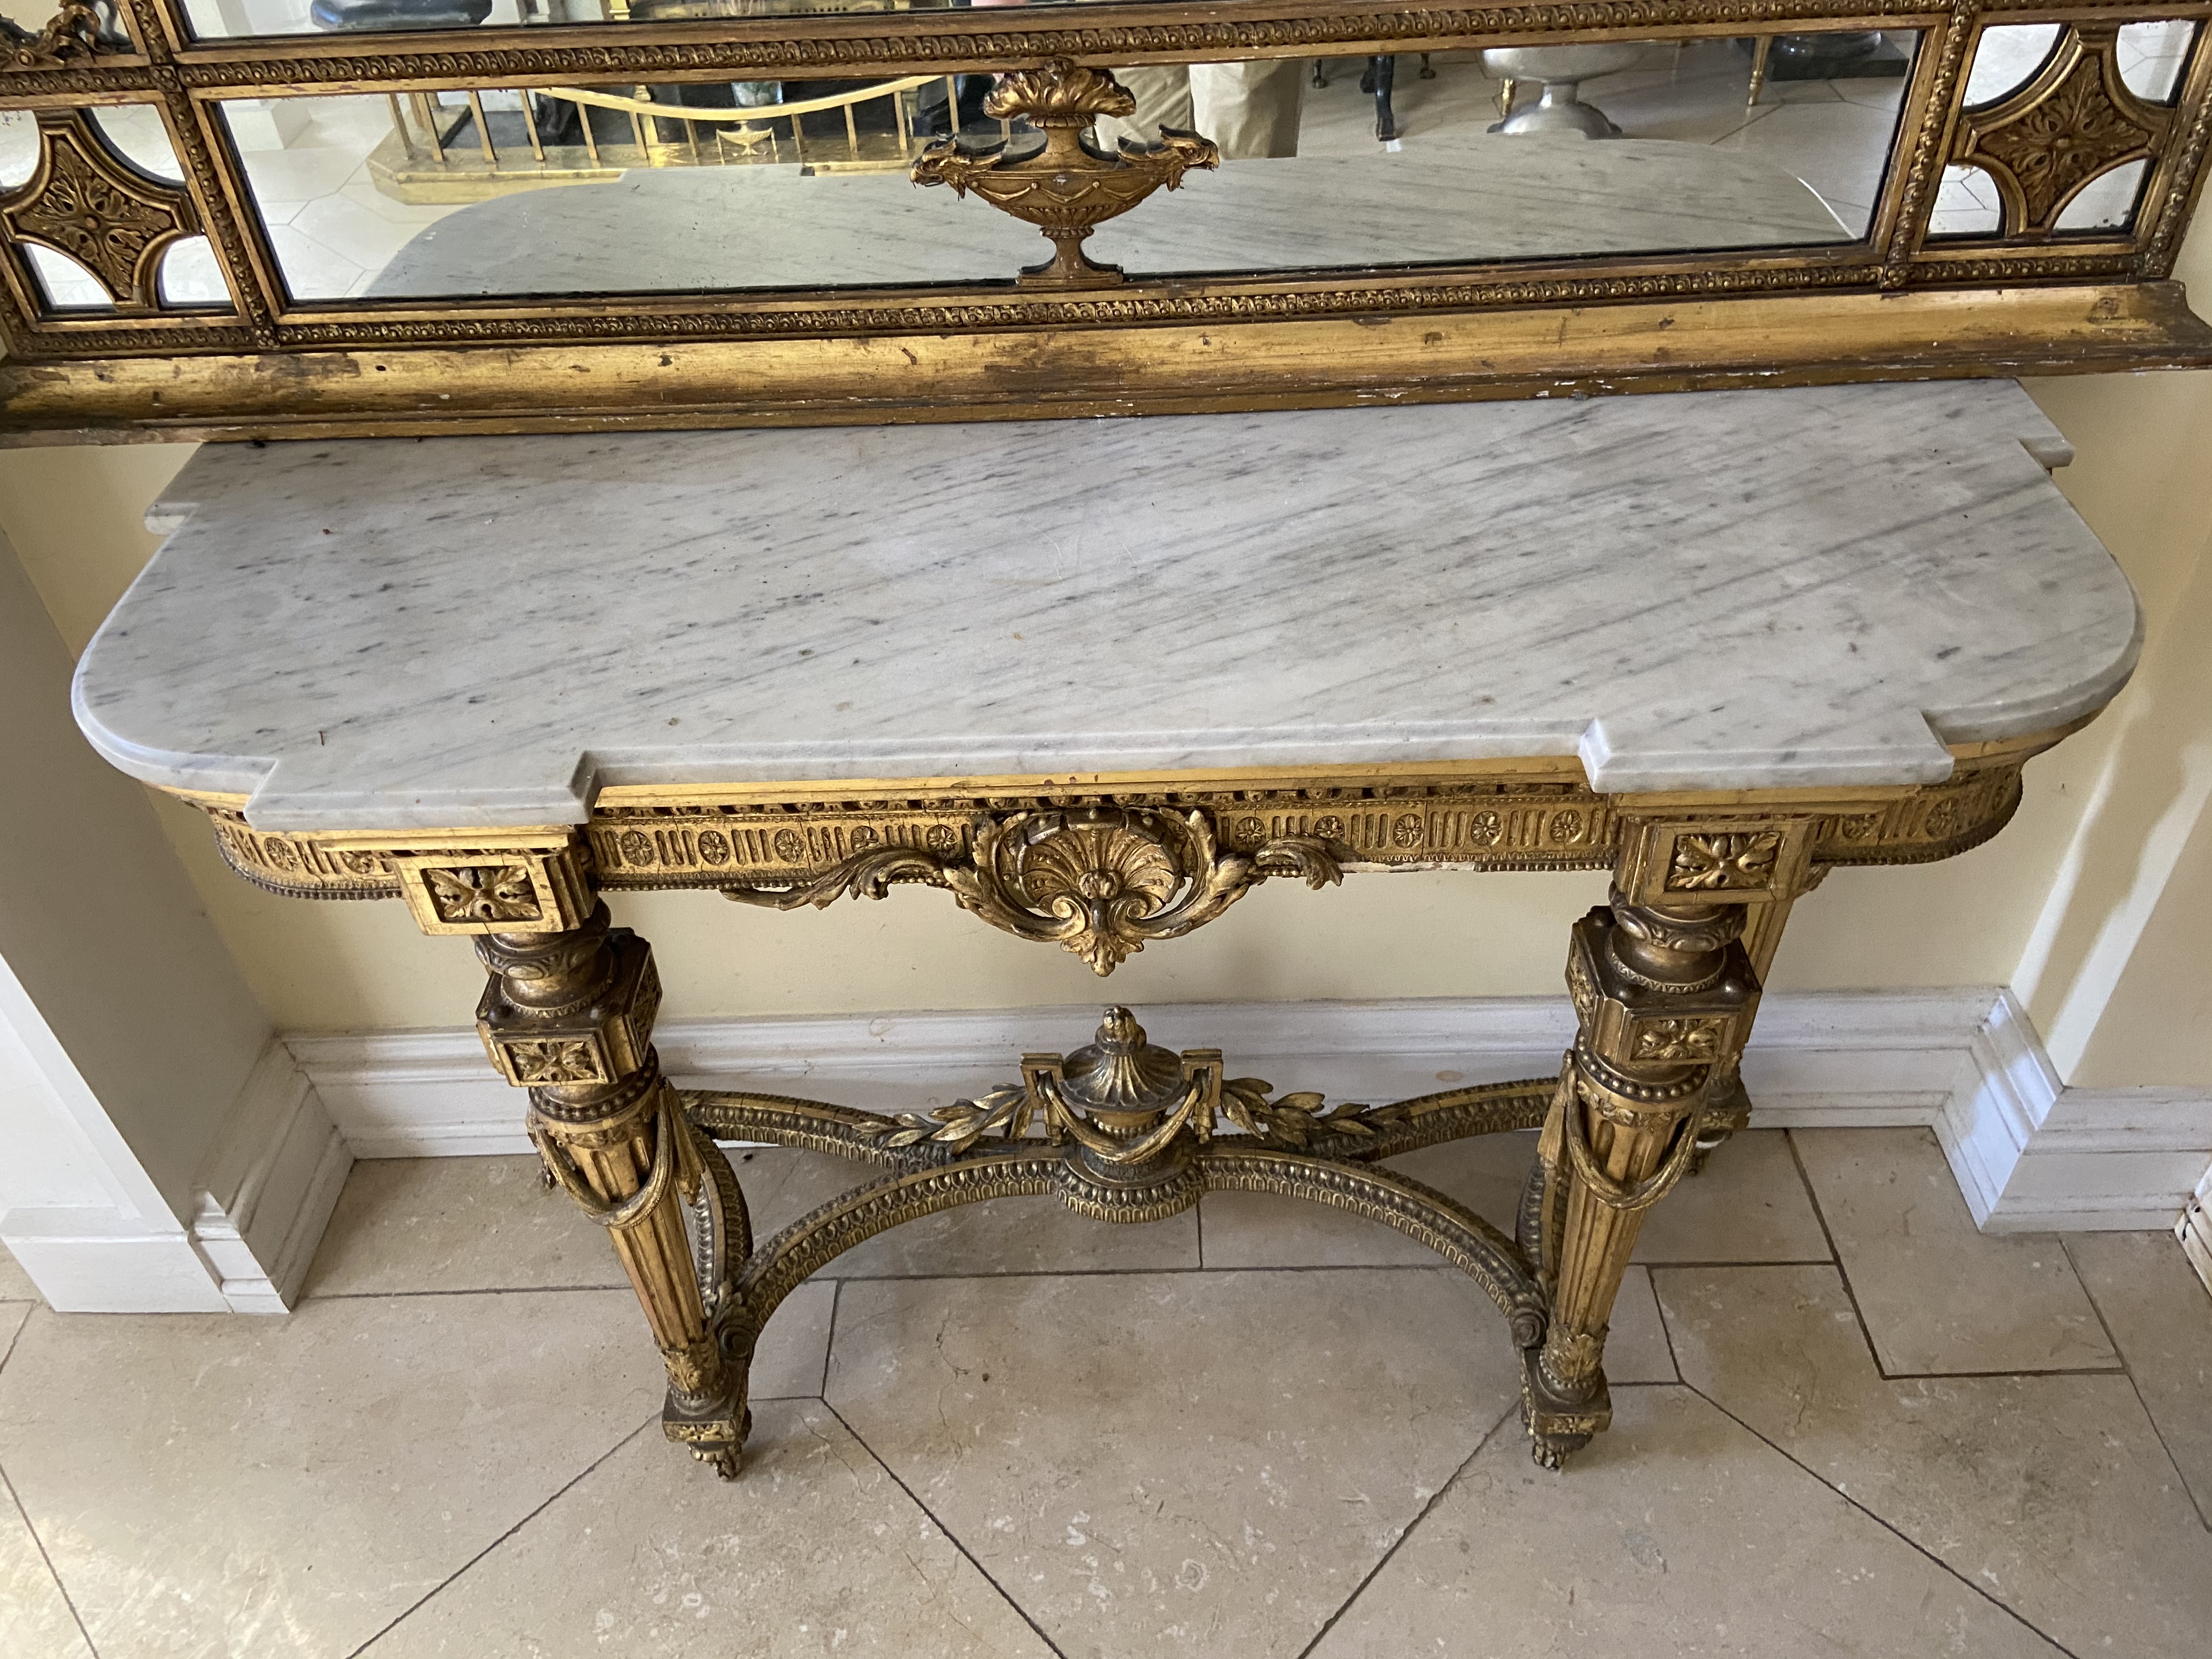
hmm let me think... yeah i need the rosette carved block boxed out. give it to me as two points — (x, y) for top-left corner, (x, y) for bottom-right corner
(911, 60), (1219, 288)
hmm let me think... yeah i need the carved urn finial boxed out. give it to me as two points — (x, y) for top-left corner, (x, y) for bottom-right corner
(1057, 1006), (1190, 1118)
(910, 59), (1220, 288)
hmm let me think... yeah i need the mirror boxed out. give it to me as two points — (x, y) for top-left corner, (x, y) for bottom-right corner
(219, 34), (1917, 302)
(183, 0), (1036, 40)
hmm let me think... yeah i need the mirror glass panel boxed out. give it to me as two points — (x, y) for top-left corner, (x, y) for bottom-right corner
(184, 0), (1020, 40)
(1963, 24), (2061, 107)
(1929, 164), (2002, 236)
(2052, 156), (2148, 232)
(224, 35), (1916, 302)
(2119, 19), (2199, 103)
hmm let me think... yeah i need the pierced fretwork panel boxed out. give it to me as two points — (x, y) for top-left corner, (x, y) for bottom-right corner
(0, 104), (220, 312)
(1946, 22), (2184, 239)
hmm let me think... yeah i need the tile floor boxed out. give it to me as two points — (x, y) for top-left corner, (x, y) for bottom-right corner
(2, 1124), (2207, 1657)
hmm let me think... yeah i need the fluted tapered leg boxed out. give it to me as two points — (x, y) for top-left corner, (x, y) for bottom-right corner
(1523, 887), (1764, 1466)
(475, 902), (751, 1477)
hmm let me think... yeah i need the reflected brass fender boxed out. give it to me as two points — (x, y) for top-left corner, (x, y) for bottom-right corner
(911, 60), (1220, 288)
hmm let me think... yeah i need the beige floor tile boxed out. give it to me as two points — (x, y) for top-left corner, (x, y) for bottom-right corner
(733, 1146), (1200, 1277)
(1658, 1265), (2212, 1656)
(0, 1291), (663, 1659)
(1199, 1128), (1828, 1274)
(1606, 1266), (1677, 1384)
(1199, 1133), (1533, 1269)
(366, 1400), (1052, 1658)
(753, 1279), (835, 1401)
(304, 1155), (619, 1296)
(1633, 1128), (1833, 1264)
(1310, 1384), (2064, 1659)
(2066, 1232), (2212, 1521)
(0, 1480), (92, 1659)
(0, 1242), (37, 1305)
(1793, 1127), (2118, 1373)
(0, 1303), (84, 1658)
(829, 1267), (1523, 1659)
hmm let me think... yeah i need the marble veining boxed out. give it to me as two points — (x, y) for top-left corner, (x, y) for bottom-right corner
(363, 143), (1848, 301)
(73, 381), (2139, 831)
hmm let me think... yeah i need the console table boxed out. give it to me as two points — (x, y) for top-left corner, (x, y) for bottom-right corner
(71, 380), (2138, 1476)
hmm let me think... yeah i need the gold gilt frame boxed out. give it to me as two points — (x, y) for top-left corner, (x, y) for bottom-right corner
(2, 0), (2211, 439)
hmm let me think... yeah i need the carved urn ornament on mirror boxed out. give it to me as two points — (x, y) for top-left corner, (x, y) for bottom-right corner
(911, 60), (1220, 287)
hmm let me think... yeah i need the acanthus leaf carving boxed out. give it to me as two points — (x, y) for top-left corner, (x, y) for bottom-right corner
(426, 862), (543, 924)
(1665, 831), (1782, 892)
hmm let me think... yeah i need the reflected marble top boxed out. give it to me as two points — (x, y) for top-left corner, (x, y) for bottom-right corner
(74, 381), (2138, 832)
(365, 141), (1848, 298)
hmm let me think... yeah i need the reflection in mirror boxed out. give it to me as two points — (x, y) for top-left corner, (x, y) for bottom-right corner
(184, 0), (968, 40)
(85, 106), (188, 182)
(2052, 156), (2149, 232)
(1928, 164), (2002, 236)
(2119, 20), (2199, 104)
(0, 109), (36, 189)
(222, 38), (1916, 303)
(1963, 24), (2061, 108)
(21, 241), (110, 309)
(0, 0), (132, 49)
(156, 234), (230, 303)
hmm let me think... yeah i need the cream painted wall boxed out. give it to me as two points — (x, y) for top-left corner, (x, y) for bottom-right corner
(2, 259), (2207, 1082)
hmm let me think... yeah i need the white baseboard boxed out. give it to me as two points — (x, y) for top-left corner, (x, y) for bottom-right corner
(0, 1041), (352, 1314)
(1940, 991), (2212, 1232)
(284, 990), (2212, 1237)
(190, 1041), (352, 1313)
(2176, 1169), (2212, 1297)
(0, 1219), (232, 1313)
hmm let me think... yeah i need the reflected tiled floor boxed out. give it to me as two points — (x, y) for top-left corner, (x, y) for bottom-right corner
(1, 1125), (2208, 1657)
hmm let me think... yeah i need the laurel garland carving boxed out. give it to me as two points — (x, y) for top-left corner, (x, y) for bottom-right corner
(165, 4), (1952, 93)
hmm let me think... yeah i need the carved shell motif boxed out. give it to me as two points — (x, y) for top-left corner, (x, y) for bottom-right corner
(1018, 815), (1182, 930)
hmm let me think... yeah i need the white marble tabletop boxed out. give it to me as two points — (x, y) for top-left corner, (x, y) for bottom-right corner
(75, 381), (2138, 832)
(364, 141), (1848, 298)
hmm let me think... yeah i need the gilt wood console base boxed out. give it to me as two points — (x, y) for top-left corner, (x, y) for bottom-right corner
(71, 381), (2141, 1474)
